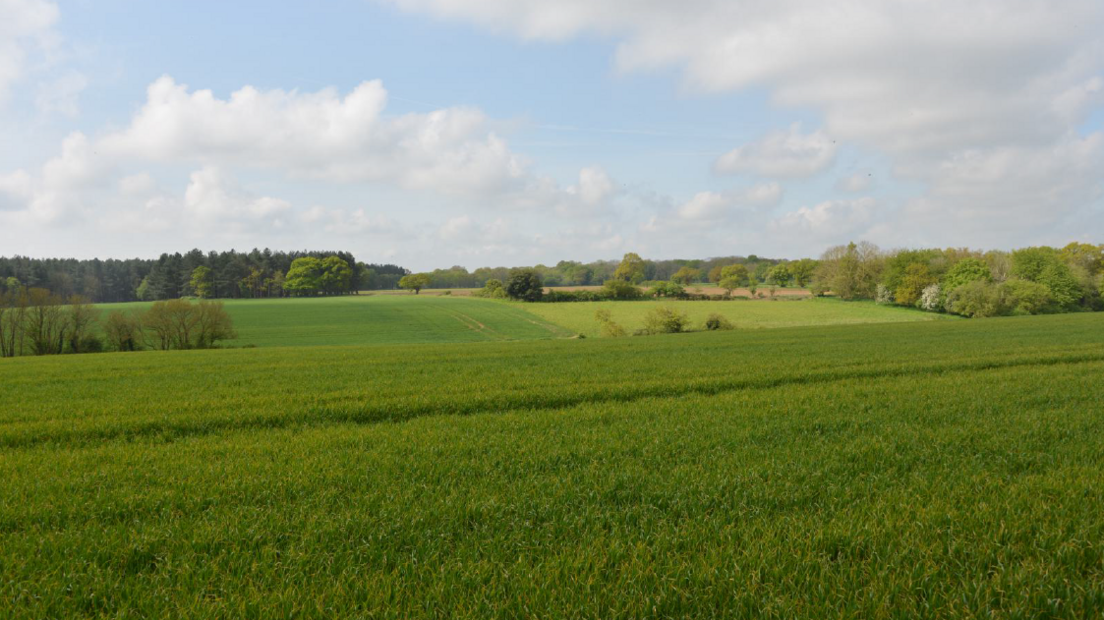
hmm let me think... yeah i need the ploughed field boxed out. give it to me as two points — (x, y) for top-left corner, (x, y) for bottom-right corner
(2, 313), (1104, 617)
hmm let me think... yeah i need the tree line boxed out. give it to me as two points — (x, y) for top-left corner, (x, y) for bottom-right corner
(0, 290), (236, 357)
(810, 241), (1103, 317)
(0, 250), (409, 303)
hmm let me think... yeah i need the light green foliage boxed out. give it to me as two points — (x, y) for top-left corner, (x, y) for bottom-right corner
(189, 266), (213, 298)
(613, 252), (647, 283)
(473, 278), (507, 299)
(526, 298), (953, 338)
(399, 273), (432, 294)
(640, 306), (690, 334)
(767, 263), (792, 286)
(670, 266), (702, 285)
(1000, 278), (1053, 315)
(135, 276), (152, 301)
(594, 308), (627, 338)
(319, 256), (353, 294)
(283, 257), (325, 296)
(720, 264), (750, 287)
(788, 258), (819, 288)
(648, 281), (685, 298)
(3, 316), (1104, 617)
(941, 258), (992, 293)
(703, 313), (734, 330)
(814, 241), (883, 300)
(945, 280), (1009, 318)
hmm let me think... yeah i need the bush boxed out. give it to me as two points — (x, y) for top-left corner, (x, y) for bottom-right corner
(876, 284), (894, 305)
(506, 270), (544, 302)
(945, 281), (1010, 318)
(473, 279), (507, 299)
(641, 306), (690, 334)
(1000, 278), (1052, 315)
(648, 281), (686, 298)
(602, 279), (643, 300)
(703, 313), (733, 331)
(919, 284), (942, 312)
(594, 309), (627, 338)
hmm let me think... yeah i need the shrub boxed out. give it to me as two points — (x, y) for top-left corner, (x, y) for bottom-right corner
(704, 313), (733, 331)
(945, 281), (1010, 318)
(919, 284), (942, 312)
(641, 306), (690, 334)
(594, 309), (627, 338)
(602, 279), (643, 300)
(648, 281), (685, 298)
(876, 284), (895, 305)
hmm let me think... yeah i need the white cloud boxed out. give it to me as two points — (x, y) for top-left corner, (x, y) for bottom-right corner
(387, 0), (1104, 247)
(183, 166), (291, 229)
(0, 0), (59, 102)
(99, 76), (533, 199)
(836, 172), (872, 193)
(35, 69), (87, 117)
(301, 206), (395, 235)
(770, 197), (877, 239)
(715, 124), (836, 178)
(567, 166), (616, 206)
(674, 182), (782, 222)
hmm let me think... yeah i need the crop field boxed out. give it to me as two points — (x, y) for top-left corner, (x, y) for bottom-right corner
(97, 295), (574, 347)
(2, 313), (1104, 617)
(524, 296), (956, 337)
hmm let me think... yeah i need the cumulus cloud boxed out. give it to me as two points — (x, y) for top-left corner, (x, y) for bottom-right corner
(98, 76), (536, 199)
(674, 182), (781, 223)
(183, 167), (291, 229)
(387, 0), (1104, 246)
(836, 172), (872, 193)
(0, 0), (59, 102)
(770, 197), (877, 239)
(715, 125), (836, 178)
(301, 205), (395, 235)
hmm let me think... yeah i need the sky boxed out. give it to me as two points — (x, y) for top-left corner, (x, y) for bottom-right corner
(0, 0), (1102, 271)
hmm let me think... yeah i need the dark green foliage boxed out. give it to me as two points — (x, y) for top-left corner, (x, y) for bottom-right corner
(602, 279), (643, 300)
(506, 269), (544, 301)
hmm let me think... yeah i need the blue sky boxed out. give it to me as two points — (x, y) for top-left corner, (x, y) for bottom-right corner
(1, 0), (1102, 270)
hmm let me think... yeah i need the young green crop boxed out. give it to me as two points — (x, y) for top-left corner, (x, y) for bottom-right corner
(2, 313), (1104, 618)
(523, 296), (956, 337)
(96, 294), (574, 347)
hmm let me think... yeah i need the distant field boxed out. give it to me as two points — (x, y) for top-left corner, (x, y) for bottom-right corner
(2, 314), (1104, 617)
(370, 285), (812, 298)
(98, 295), (573, 347)
(525, 296), (957, 337)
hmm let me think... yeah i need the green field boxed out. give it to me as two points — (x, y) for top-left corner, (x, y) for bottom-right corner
(524, 296), (956, 337)
(96, 295), (955, 348)
(98, 295), (574, 347)
(3, 314), (1104, 617)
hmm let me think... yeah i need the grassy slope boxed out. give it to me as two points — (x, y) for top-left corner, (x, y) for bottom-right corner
(98, 294), (573, 347)
(524, 296), (957, 337)
(2, 314), (1104, 617)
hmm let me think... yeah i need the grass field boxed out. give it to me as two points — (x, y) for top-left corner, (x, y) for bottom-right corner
(524, 296), (957, 337)
(98, 295), (574, 347)
(94, 295), (947, 347)
(3, 314), (1104, 617)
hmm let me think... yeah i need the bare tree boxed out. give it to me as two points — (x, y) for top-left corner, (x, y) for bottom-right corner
(23, 288), (69, 355)
(66, 295), (101, 353)
(104, 310), (143, 352)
